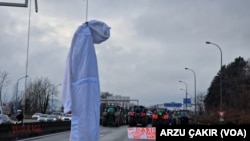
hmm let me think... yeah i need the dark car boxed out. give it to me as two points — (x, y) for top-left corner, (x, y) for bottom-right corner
(128, 105), (148, 127)
(0, 114), (12, 125)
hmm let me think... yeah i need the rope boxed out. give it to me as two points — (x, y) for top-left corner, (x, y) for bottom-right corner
(85, 0), (88, 22)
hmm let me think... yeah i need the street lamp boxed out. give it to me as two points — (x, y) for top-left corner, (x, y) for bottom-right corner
(15, 75), (28, 115)
(205, 41), (223, 122)
(179, 80), (188, 110)
(185, 67), (197, 124)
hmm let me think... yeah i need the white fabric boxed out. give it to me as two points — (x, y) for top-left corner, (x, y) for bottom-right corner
(62, 20), (110, 141)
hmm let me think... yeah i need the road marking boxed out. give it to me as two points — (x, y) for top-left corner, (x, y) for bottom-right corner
(100, 134), (104, 136)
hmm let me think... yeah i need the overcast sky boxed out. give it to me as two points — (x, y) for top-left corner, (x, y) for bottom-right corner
(0, 0), (249, 107)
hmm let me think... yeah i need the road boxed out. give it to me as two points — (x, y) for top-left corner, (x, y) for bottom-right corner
(18, 125), (156, 141)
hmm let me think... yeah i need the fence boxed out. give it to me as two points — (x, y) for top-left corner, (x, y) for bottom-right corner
(0, 121), (70, 141)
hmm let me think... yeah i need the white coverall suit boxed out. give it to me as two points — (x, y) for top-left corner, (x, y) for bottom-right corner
(62, 20), (110, 141)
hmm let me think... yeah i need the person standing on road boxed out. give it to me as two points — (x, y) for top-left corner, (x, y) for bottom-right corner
(62, 20), (110, 141)
(16, 110), (24, 125)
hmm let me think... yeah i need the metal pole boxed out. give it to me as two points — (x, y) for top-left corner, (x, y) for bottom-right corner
(34, 0), (38, 12)
(15, 75), (28, 115)
(0, 0), (28, 7)
(179, 81), (188, 110)
(207, 42), (223, 110)
(185, 88), (187, 111)
(0, 0), (38, 12)
(185, 67), (197, 124)
(205, 41), (223, 122)
(180, 88), (188, 110)
(52, 90), (53, 112)
(0, 0), (38, 115)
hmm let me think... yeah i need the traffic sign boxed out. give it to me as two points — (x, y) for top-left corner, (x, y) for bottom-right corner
(183, 98), (191, 105)
(218, 110), (225, 118)
(164, 102), (182, 108)
(183, 98), (191, 107)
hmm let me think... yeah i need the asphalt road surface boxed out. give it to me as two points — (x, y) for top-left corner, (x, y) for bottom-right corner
(18, 125), (156, 141)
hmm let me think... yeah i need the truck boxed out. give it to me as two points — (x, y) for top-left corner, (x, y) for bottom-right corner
(101, 105), (126, 127)
(127, 105), (148, 127)
(172, 109), (194, 125)
(151, 108), (170, 127)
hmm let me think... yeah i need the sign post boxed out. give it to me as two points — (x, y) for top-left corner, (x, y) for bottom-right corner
(218, 110), (225, 122)
(183, 98), (191, 109)
(164, 102), (182, 108)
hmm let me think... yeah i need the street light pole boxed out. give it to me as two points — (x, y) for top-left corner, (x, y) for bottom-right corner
(15, 75), (28, 115)
(185, 67), (197, 124)
(206, 41), (223, 123)
(179, 80), (188, 110)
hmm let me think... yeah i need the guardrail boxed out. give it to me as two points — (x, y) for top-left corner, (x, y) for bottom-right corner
(0, 121), (70, 141)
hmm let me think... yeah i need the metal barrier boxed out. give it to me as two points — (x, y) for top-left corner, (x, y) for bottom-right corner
(0, 121), (70, 141)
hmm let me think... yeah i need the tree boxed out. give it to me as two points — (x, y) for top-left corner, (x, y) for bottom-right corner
(204, 56), (250, 113)
(222, 57), (250, 112)
(195, 92), (206, 115)
(0, 71), (10, 105)
(24, 77), (59, 114)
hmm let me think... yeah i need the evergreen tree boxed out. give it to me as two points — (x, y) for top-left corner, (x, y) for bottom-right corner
(204, 57), (250, 113)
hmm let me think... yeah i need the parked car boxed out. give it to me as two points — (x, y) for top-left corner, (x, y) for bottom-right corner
(51, 112), (64, 121)
(46, 115), (58, 122)
(32, 113), (42, 119)
(37, 114), (48, 122)
(61, 114), (72, 121)
(0, 114), (12, 125)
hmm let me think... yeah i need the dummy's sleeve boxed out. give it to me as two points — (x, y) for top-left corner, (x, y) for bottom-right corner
(62, 53), (72, 113)
(62, 29), (79, 114)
